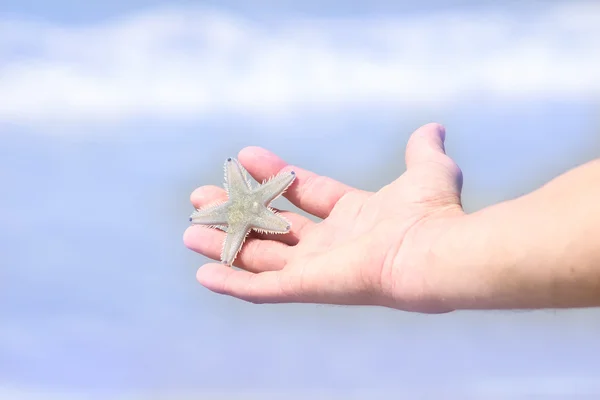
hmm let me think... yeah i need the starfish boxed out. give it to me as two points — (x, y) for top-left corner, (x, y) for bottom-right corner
(189, 157), (296, 266)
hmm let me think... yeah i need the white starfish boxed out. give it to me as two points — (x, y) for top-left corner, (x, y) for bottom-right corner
(189, 157), (296, 266)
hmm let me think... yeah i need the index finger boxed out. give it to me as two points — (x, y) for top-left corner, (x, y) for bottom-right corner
(238, 146), (359, 219)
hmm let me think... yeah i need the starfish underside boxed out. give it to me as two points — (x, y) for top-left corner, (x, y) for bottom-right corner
(189, 157), (296, 266)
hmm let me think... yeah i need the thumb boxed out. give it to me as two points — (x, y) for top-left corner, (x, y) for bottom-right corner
(405, 123), (447, 170)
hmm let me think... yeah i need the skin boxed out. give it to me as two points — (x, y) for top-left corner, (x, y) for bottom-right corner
(183, 123), (600, 313)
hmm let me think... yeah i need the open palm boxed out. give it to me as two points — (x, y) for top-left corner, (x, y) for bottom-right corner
(184, 123), (465, 312)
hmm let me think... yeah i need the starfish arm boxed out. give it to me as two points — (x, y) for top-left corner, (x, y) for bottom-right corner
(255, 170), (296, 206)
(224, 158), (252, 197)
(189, 201), (230, 228)
(221, 222), (251, 266)
(251, 207), (292, 234)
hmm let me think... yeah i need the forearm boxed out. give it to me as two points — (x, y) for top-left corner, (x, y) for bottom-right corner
(441, 159), (600, 310)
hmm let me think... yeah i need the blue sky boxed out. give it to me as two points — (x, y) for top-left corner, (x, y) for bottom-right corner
(2, 1), (600, 398)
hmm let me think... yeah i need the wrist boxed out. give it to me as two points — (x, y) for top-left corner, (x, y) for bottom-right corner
(432, 199), (537, 311)
(429, 209), (498, 311)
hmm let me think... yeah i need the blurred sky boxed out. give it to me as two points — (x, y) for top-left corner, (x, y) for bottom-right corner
(1, 0), (600, 399)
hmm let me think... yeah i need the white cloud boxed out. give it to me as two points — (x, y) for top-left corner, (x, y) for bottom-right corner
(1, 3), (599, 124)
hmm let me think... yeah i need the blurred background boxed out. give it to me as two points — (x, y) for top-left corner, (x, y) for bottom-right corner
(1, 0), (600, 398)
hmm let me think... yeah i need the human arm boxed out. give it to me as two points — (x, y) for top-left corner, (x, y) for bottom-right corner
(431, 158), (600, 310)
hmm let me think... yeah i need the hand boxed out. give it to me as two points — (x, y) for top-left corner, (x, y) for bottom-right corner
(183, 123), (466, 313)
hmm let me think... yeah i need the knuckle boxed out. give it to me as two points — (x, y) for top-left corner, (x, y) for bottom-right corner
(298, 174), (322, 204)
(191, 185), (226, 205)
(336, 189), (360, 207)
